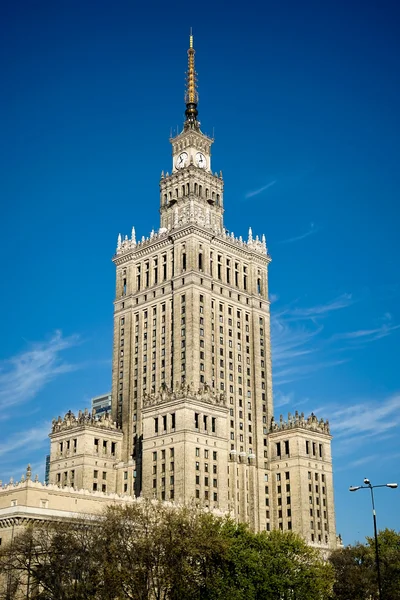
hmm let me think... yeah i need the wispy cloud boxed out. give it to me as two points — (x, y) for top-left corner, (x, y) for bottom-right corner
(0, 331), (80, 410)
(335, 452), (400, 472)
(0, 423), (50, 459)
(271, 294), (353, 384)
(332, 324), (400, 344)
(271, 294), (399, 387)
(245, 180), (276, 199)
(330, 394), (400, 441)
(279, 222), (319, 244)
(274, 391), (294, 408)
(285, 294), (354, 320)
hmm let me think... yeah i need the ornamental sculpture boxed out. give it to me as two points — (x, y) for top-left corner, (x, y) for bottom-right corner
(142, 381), (227, 408)
(270, 411), (330, 435)
(51, 408), (119, 433)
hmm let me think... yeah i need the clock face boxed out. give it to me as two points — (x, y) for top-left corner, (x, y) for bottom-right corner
(196, 152), (207, 169)
(176, 152), (188, 169)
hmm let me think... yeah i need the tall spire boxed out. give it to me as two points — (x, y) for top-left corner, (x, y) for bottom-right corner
(184, 29), (199, 128)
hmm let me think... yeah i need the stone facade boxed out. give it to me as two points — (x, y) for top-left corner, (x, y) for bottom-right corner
(0, 468), (141, 547)
(268, 412), (336, 548)
(48, 409), (123, 494)
(1, 34), (338, 552)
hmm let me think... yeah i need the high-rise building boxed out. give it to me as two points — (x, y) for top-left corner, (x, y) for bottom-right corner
(92, 393), (112, 417)
(47, 34), (337, 550)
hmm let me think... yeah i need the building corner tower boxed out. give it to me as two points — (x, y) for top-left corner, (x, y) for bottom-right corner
(109, 33), (337, 548)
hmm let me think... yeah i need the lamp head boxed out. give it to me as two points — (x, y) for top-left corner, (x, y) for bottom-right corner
(349, 486), (361, 492)
(364, 478), (371, 485)
(386, 483), (398, 489)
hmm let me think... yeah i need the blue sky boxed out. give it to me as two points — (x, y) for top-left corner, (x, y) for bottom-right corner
(1, 0), (399, 544)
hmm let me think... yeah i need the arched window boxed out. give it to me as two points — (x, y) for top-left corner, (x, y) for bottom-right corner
(199, 185), (203, 197)
(194, 183), (198, 194)
(216, 194), (220, 205)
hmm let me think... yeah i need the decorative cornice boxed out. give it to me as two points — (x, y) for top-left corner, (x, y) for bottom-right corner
(160, 166), (222, 186)
(50, 409), (121, 435)
(0, 477), (135, 501)
(270, 411), (331, 436)
(114, 224), (270, 262)
(142, 382), (227, 409)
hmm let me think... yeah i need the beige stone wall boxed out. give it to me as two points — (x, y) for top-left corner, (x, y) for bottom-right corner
(0, 479), (136, 546)
(48, 424), (123, 494)
(268, 427), (336, 551)
(141, 395), (228, 509)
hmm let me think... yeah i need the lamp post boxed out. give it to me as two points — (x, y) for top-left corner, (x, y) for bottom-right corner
(349, 478), (398, 600)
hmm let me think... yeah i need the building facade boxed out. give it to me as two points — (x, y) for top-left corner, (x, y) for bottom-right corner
(106, 33), (337, 548)
(8, 34), (337, 550)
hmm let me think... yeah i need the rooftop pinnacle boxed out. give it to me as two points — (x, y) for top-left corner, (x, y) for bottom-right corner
(184, 29), (199, 128)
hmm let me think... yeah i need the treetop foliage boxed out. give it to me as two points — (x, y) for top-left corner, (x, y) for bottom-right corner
(1, 501), (398, 600)
(0, 500), (334, 600)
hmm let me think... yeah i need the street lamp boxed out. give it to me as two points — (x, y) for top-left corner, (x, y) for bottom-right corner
(349, 478), (398, 600)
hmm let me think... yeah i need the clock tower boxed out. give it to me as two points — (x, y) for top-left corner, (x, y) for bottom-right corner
(159, 33), (224, 233)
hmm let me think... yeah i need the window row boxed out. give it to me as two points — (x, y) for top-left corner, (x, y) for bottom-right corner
(153, 448), (175, 461)
(154, 414), (176, 434)
(58, 438), (77, 454)
(94, 438), (117, 456)
(163, 185), (220, 203)
(306, 441), (324, 458)
(194, 412), (216, 433)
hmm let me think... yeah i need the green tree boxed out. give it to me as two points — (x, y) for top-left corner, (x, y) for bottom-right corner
(98, 501), (231, 600)
(329, 528), (400, 600)
(0, 520), (103, 600)
(1, 501), (335, 600)
(223, 525), (334, 600)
